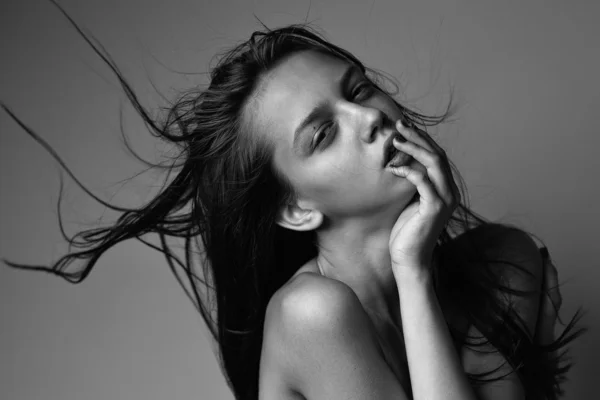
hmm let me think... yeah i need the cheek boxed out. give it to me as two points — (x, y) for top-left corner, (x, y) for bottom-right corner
(304, 157), (377, 199)
(278, 145), (382, 204)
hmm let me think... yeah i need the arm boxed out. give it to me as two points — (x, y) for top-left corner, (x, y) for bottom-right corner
(395, 229), (543, 400)
(396, 229), (543, 400)
(385, 118), (543, 399)
(396, 270), (479, 400)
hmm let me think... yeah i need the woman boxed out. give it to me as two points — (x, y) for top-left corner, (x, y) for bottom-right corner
(1, 2), (585, 399)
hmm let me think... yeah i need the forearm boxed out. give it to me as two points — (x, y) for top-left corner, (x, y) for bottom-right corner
(395, 270), (478, 400)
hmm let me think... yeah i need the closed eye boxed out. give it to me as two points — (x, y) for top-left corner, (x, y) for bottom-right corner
(311, 122), (335, 150)
(352, 81), (375, 100)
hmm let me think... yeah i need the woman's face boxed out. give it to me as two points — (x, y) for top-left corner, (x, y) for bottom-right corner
(251, 50), (421, 224)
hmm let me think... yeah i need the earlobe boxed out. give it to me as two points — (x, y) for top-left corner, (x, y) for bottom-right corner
(276, 204), (323, 232)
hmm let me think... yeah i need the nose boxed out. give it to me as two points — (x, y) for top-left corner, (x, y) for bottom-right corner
(360, 106), (384, 143)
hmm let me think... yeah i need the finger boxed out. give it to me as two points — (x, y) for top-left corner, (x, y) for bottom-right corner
(396, 119), (461, 208)
(397, 118), (450, 171)
(396, 118), (436, 152)
(389, 163), (441, 210)
(392, 137), (456, 208)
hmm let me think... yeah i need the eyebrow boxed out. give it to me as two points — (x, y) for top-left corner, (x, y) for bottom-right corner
(292, 64), (361, 153)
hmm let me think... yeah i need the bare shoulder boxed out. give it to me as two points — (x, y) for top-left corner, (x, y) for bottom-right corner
(260, 271), (408, 400)
(262, 271), (369, 363)
(259, 272), (354, 391)
(278, 271), (360, 325)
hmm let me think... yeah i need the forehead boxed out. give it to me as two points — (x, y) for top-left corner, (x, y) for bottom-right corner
(253, 50), (351, 144)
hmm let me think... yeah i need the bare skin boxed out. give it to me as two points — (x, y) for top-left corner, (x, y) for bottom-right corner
(258, 230), (552, 400)
(290, 259), (414, 392)
(252, 50), (553, 399)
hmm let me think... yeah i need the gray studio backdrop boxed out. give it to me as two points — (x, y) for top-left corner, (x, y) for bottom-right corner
(1, 0), (598, 399)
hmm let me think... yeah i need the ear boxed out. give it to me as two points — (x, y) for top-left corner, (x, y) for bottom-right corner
(276, 202), (323, 232)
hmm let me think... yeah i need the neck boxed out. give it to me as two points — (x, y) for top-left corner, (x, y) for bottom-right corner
(315, 214), (401, 327)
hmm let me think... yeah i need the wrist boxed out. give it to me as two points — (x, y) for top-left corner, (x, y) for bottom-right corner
(392, 264), (433, 289)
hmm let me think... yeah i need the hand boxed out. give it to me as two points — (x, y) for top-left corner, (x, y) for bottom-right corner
(388, 118), (461, 278)
(534, 251), (562, 353)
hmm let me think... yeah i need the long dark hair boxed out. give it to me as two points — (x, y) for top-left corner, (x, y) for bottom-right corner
(2, 2), (586, 399)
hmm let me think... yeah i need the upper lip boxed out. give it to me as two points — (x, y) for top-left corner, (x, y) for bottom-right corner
(382, 131), (405, 168)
